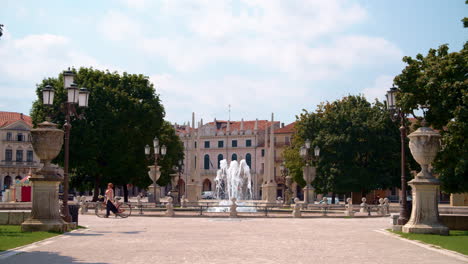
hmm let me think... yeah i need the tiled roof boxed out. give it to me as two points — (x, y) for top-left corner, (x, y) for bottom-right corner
(0, 111), (33, 128)
(176, 120), (279, 134)
(275, 122), (296, 134)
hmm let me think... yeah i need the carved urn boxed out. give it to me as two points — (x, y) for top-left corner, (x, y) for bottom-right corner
(30, 121), (64, 179)
(407, 126), (441, 179)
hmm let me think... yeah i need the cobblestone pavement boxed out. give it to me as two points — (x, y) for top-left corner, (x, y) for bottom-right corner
(1, 215), (467, 264)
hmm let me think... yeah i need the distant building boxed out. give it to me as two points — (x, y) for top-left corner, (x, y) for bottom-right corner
(174, 113), (303, 201)
(0, 112), (40, 193)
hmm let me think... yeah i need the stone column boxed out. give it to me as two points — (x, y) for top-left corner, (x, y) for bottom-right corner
(402, 127), (448, 235)
(147, 165), (161, 203)
(303, 166), (316, 205)
(22, 121), (69, 232)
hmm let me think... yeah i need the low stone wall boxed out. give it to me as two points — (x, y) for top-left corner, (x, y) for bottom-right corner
(440, 214), (468, 230)
(0, 210), (31, 225)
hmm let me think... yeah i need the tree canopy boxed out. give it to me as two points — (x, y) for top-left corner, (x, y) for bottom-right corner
(30, 67), (183, 200)
(394, 43), (468, 193)
(284, 95), (404, 195)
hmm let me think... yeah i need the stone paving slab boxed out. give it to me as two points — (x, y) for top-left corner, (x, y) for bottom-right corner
(1, 215), (466, 264)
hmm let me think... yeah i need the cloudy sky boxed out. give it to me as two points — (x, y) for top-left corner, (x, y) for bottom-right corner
(0, 0), (466, 125)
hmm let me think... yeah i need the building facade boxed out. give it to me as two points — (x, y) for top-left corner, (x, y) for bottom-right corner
(0, 112), (40, 195)
(175, 113), (300, 202)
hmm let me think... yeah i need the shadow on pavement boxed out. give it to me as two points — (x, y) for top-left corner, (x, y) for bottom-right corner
(119, 231), (142, 234)
(2, 251), (108, 264)
(63, 233), (103, 237)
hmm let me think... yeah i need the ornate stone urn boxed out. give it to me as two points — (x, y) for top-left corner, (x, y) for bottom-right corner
(22, 121), (68, 232)
(402, 126), (448, 235)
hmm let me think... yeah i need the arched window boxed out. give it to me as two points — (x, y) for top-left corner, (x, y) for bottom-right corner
(203, 179), (212, 191)
(3, 176), (12, 189)
(204, 154), (210, 170)
(246, 153), (252, 167)
(231, 153), (237, 161)
(217, 154), (223, 169)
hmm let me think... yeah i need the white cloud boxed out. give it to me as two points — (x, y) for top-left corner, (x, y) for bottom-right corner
(98, 10), (143, 42)
(0, 30), (109, 113)
(362, 75), (395, 102)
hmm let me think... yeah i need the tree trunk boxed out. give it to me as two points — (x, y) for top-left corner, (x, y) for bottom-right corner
(123, 184), (129, 202)
(92, 174), (101, 202)
(331, 192), (336, 204)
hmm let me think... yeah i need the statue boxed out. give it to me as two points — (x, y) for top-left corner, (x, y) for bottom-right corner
(360, 197), (368, 213)
(292, 198), (302, 218)
(345, 198), (354, 217)
(229, 198), (238, 218)
(165, 197), (174, 217)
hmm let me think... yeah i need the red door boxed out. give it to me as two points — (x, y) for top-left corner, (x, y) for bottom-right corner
(21, 186), (32, 202)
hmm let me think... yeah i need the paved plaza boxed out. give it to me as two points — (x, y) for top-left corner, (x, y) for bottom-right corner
(1, 215), (467, 264)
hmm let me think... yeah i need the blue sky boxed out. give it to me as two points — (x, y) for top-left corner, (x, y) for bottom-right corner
(0, 0), (466, 125)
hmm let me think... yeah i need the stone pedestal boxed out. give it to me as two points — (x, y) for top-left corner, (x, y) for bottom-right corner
(186, 183), (201, 202)
(303, 186), (315, 205)
(261, 182), (277, 203)
(402, 126), (448, 235)
(402, 178), (448, 235)
(147, 184), (160, 203)
(22, 179), (68, 232)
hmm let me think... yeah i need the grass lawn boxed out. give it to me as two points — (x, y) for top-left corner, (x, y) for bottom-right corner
(0, 225), (62, 252)
(390, 230), (468, 255)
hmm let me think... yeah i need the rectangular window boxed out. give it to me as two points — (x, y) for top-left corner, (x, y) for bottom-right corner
(246, 139), (252, 147)
(6, 133), (12, 141)
(204, 141), (210, 148)
(194, 141), (197, 148)
(285, 136), (290, 144)
(16, 150), (23, 162)
(17, 133), (23, 142)
(27, 151), (34, 162)
(5, 150), (12, 161)
(218, 141), (224, 148)
(261, 149), (265, 157)
(232, 140), (238, 147)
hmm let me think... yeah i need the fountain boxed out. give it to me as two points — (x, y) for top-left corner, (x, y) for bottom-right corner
(209, 159), (256, 212)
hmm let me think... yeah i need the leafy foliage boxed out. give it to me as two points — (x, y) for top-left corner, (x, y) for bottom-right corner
(285, 96), (403, 194)
(30, 68), (183, 200)
(394, 43), (468, 193)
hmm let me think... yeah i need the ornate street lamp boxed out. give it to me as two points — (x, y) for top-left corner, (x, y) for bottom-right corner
(300, 139), (319, 205)
(386, 85), (409, 225)
(145, 137), (166, 206)
(40, 69), (90, 223)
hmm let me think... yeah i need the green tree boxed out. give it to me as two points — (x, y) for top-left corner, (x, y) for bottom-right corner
(30, 67), (183, 201)
(394, 43), (468, 193)
(285, 96), (402, 196)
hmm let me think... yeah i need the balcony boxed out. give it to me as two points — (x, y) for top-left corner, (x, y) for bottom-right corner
(0, 160), (40, 168)
(2, 139), (32, 143)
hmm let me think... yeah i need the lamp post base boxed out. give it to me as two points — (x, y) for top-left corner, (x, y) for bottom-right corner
(303, 186), (315, 205)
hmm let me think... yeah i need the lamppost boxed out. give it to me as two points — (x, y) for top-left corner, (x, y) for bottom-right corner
(177, 159), (184, 204)
(145, 137), (166, 206)
(386, 86), (409, 225)
(279, 161), (293, 206)
(42, 70), (90, 222)
(300, 139), (320, 205)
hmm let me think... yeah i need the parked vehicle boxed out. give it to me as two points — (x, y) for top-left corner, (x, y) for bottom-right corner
(201, 191), (214, 199)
